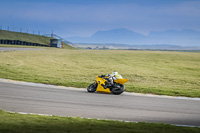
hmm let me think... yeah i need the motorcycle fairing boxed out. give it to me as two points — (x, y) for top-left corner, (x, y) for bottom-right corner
(114, 79), (129, 84)
(96, 77), (111, 93)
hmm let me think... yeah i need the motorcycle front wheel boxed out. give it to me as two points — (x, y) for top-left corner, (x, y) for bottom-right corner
(87, 83), (97, 92)
(111, 84), (125, 95)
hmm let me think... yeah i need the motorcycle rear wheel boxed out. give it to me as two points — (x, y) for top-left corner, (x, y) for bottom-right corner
(87, 83), (97, 92)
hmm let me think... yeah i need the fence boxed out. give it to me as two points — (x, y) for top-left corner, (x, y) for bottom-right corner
(0, 39), (49, 47)
(0, 25), (47, 36)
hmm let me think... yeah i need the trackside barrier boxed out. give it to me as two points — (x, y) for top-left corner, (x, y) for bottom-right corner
(0, 39), (49, 47)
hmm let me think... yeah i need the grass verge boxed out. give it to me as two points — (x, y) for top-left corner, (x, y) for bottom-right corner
(0, 49), (199, 97)
(0, 110), (199, 133)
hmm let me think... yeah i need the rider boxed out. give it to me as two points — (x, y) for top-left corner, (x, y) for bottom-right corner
(108, 71), (123, 85)
(102, 71), (122, 89)
(110, 71), (123, 79)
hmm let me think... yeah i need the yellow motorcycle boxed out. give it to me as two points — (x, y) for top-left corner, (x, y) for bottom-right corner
(87, 75), (128, 95)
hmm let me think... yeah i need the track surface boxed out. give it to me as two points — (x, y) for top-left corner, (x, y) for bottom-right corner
(0, 47), (41, 51)
(0, 79), (200, 127)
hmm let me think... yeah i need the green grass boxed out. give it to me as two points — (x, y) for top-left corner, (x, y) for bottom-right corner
(0, 49), (199, 97)
(0, 110), (199, 133)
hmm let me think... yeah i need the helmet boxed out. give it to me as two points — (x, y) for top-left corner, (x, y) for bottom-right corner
(112, 71), (118, 76)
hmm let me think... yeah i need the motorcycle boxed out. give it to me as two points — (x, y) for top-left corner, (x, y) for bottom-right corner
(87, 75), (128, 95)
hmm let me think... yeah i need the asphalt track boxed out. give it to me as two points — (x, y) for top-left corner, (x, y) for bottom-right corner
(0, 47), (41, 51)
(0, 79), (200, 127)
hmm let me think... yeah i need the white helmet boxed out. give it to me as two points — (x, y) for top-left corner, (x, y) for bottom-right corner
(112, 71), (118, 76)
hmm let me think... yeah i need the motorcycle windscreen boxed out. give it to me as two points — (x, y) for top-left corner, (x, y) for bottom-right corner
(96, 85), (111, 93)
(114, 79), (129, 84)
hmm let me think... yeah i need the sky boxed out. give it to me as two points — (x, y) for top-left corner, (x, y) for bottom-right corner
(0, 0), (200, 38)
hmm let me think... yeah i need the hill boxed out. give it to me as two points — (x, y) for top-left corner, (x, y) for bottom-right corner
(66, 28), (200, 47)
(0, 30), (75, 49)
(67, 28), (145, 44)
(90, 28), (145, 44)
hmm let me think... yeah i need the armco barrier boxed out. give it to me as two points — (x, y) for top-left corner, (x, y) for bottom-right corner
(0, 39), (49, 47)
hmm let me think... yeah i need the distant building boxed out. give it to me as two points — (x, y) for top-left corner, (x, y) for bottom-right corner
(93, 45), (109, 50)
(50, 39), (63, 48)
(86, 47), (92, 49)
